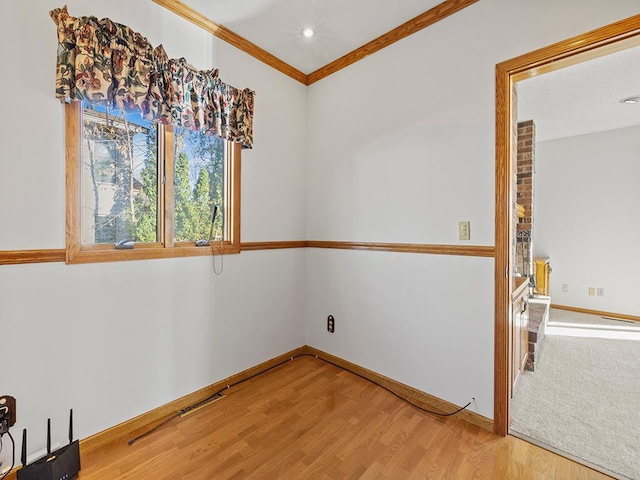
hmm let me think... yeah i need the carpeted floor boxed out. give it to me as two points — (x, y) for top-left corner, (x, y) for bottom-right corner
(511, 308), (640, 480)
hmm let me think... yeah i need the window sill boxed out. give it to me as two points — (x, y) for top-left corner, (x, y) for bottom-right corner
(66, 242), (240, 264)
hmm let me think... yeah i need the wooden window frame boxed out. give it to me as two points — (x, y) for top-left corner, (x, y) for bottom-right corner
(65, 101), (241, 264)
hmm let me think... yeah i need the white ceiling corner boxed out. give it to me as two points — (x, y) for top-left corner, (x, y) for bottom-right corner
(178, 1), (640, 141)
(180, 0), (441, 74)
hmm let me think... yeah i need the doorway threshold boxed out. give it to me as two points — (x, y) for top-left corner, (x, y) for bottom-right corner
(509, 430), (630, 480)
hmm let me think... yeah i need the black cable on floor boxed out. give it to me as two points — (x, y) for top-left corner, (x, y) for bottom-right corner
(128, 353), (475, 445)
(307, 354), (476, 417)
(128, 356), (301, 445)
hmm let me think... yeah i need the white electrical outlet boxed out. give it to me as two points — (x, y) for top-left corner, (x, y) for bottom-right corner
(588, 286), (596, 296)
(562, 284), (568, 293)
(458, 221), (470, 241)
(597, 287), (605, 297)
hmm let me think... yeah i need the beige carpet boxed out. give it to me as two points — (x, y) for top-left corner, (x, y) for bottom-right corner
(510, 308), (640, 480)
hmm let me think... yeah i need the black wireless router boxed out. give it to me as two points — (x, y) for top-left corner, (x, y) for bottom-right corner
(17, 409), (80, 480)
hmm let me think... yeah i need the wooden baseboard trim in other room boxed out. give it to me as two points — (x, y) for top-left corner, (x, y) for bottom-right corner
(551, 304), (640, 323)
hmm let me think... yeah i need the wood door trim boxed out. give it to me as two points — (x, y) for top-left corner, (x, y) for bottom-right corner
(494, 13), (640, 437)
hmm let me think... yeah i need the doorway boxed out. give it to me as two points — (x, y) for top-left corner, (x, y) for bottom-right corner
(493, 13), (640, 437)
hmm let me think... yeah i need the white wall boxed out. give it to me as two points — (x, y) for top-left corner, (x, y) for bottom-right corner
(0, 0), (307, 464)
(306, 250), (494, 413)
(305, 0), (640, 419)
(534, 126), (640, 315)
(2, 0), (640, 466)
(215, 41), (308, 242)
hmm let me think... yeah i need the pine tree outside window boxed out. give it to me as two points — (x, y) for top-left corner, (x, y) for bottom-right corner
(172, 126), (225, 244)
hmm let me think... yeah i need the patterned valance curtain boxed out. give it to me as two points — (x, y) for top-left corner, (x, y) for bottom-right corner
(50, 6), (255, 149)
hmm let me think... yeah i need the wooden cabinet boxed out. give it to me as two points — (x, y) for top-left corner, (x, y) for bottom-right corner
(511, 278), (529, 396)
(534, 257), (551, 296)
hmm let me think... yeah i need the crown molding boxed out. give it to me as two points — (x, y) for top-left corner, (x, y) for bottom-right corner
(307, 0), (479, 85)
(151, 0), (308, 84)
(153, 0), (478, 86)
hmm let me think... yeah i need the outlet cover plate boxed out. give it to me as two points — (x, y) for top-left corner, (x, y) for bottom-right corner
(327, 315), (335, 333)
(458, 221), (470, 241)
(0, 395), (16, 429)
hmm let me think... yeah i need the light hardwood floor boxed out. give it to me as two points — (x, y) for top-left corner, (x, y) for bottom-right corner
(74, 356), (608, 479)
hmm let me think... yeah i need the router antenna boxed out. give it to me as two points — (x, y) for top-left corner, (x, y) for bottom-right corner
(17, 411), (81, 479)
(69, 409), (74, 444)
(47, 418), (51, 454)
(21, 428), (27, 466)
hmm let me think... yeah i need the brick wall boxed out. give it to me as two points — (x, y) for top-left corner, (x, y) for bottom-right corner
(517, 120), (535, 233)
(516, 120), (535, 276)
(511, 87), (519, 277)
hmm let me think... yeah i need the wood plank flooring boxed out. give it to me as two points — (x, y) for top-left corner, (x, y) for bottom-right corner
(77, 356), (610, 479)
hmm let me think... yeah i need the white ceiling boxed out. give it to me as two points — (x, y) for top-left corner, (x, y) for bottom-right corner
(177, 1), (640, 140)
(517, 45), (640, 142)
(180, 0), (441, 73)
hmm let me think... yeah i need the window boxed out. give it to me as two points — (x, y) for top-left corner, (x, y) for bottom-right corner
(66, 101), (240, 264)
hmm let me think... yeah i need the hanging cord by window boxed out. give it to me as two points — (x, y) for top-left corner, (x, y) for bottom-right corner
(211, 237), (223, 275)
(0, 430), (15, 480)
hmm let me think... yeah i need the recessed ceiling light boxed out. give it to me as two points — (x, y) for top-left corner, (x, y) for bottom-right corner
(300, 27), (315, 39)
(619, 96), (640, 104)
